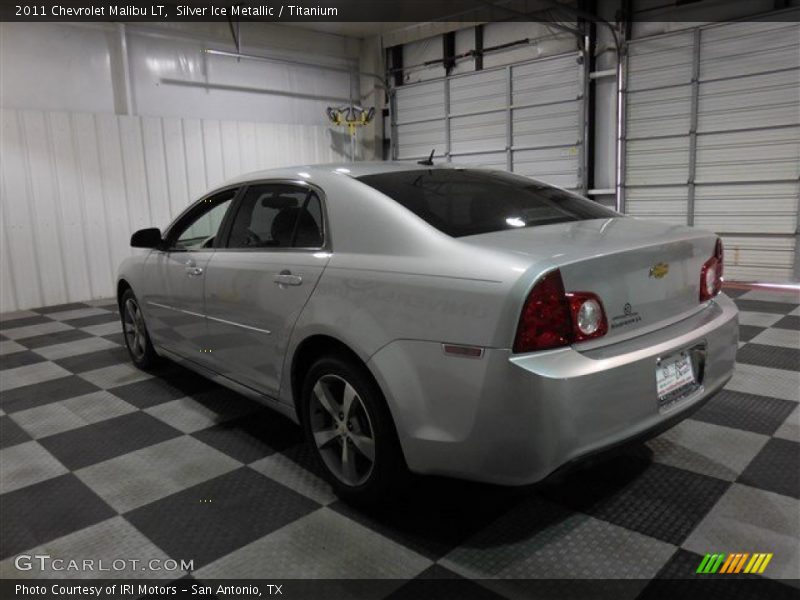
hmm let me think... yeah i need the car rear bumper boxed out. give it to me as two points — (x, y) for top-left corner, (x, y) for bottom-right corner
(368, 293), (739, 485)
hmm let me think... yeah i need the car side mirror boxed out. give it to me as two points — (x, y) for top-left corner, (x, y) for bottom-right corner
(131, 227), (163, 249)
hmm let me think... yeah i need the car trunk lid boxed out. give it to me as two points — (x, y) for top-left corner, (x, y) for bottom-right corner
(460, 217), (719, 347)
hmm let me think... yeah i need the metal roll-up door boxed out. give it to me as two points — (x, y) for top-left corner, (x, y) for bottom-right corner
(394, 80), (447, 161)
(391, 51), (585, 191)
(625, 15), (800, 281)
(625, 30), (694, 225)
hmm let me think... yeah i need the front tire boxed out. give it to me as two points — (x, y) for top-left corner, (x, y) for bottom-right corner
(120, 288), (159, 369)
(301, 355), (405, 503)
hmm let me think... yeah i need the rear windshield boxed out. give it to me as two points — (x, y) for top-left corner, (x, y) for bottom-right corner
(357, 169), (617, 238)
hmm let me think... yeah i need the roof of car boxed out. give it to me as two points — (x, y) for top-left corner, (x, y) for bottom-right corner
(223, 161), (454, 186)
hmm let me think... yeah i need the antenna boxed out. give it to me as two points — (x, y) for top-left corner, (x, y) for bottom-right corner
(417, 149), (435, 166)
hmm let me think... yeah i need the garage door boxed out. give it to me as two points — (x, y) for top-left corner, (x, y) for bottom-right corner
(624, 17), (800, 282)
(391, 52), (586, 190)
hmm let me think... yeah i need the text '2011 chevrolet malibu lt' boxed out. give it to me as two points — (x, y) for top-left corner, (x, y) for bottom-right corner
(117, 163), (738, 501)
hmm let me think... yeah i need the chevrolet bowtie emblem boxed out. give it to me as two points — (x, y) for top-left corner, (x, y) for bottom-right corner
(649, 262), (669, 279)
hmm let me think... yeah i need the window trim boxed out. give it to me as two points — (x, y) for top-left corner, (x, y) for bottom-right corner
(161, 184), (244, 252)
(216, 179), (330, 253)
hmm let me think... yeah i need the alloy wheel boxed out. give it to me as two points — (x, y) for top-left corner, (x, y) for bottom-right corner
(309, 373), (376, 486)
(123, 298), (147, 362)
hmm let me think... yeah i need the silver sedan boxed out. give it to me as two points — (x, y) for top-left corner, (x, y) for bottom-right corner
(117, 162), (738, 501)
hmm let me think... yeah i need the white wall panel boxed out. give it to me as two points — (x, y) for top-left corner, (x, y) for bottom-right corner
(0, 108), (345, 312)
(0, 23), (115, 114)
(1, 111), (44, 309)
(72, 113), (116, 299)
(0, 22), (357, 126)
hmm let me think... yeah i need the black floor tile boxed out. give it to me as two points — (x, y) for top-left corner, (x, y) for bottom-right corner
(0, 350), (47, 370)
(39, 412), (182, 470)
(92, 301), (119, 311)
(737, 325), (765, 343)
(542, 453), (730, 546)
(32, 302), (91, 315)
(736, 344), (800, 372)
(125, 467), (319, 568)
(734, 299), (797, 315)
(738, 438), (800, 499)
(721, 287), (749, 298)
(773, 315), (800, 331)
(386, 565), (505, 600)
(64, 312), (119, 328)
(0, 315), (53, 330)
(191, 410), (301, 464)
(0, 416), (31, 449)
(102, 332), (126, 346)
(0, 375), (100, 413)
(109, 373), (208, 409)
(0, 473), (115, 559)
(331, 477), (529, 561)
(188, 386), (262, 418)
(15, 328), (92, 350)
(691, 389), (798, 436)
(276, 439), (327, 478)
(156, 364), (224, 396)
(54, 347), (130, 374)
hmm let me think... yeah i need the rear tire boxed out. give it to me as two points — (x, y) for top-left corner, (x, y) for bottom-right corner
(120, 288), (159, 370)
(301, 354), (405, 503)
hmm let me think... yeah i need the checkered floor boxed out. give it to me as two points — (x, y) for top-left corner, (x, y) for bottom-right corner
(0, 288), (798, 598)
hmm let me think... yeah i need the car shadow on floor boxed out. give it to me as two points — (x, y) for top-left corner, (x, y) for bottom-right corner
(140, 358), (660, 557)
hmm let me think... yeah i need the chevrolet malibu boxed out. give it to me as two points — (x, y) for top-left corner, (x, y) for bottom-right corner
(117, 163), (738, 501)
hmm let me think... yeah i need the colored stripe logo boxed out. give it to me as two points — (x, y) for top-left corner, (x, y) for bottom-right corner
(697, 553), (773, 574)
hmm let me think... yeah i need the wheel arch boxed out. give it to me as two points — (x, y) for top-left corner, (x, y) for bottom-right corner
(290, 334), (382, 425)
(117, 278), (132, 308)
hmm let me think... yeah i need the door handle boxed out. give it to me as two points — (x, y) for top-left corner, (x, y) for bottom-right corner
(184, 259), (203, 277)
(274, 270), (303, 287)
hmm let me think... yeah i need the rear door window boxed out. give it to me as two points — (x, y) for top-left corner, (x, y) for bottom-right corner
(224, 184), (324, 249)
(357, 169), (617, 238)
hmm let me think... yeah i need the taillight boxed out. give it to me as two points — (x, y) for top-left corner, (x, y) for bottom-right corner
(699, 238), (724, 301)
(566, 292), (609, 341)
(513, 269), (608, 353)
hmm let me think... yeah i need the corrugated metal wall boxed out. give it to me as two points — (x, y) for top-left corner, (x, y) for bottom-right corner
(625, 18), (800, 282)
(0, 109), (345, 312)
(392, 52), (585, 190)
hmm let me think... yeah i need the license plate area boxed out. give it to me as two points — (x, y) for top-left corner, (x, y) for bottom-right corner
(656, 345), (705, 412)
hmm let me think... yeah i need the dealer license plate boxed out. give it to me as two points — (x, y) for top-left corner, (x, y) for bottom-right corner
(656, 352), (697, 410)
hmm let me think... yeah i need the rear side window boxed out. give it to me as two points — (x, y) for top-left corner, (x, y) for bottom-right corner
(225, 184), (323, 249)
(357, 169), (617, 238)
